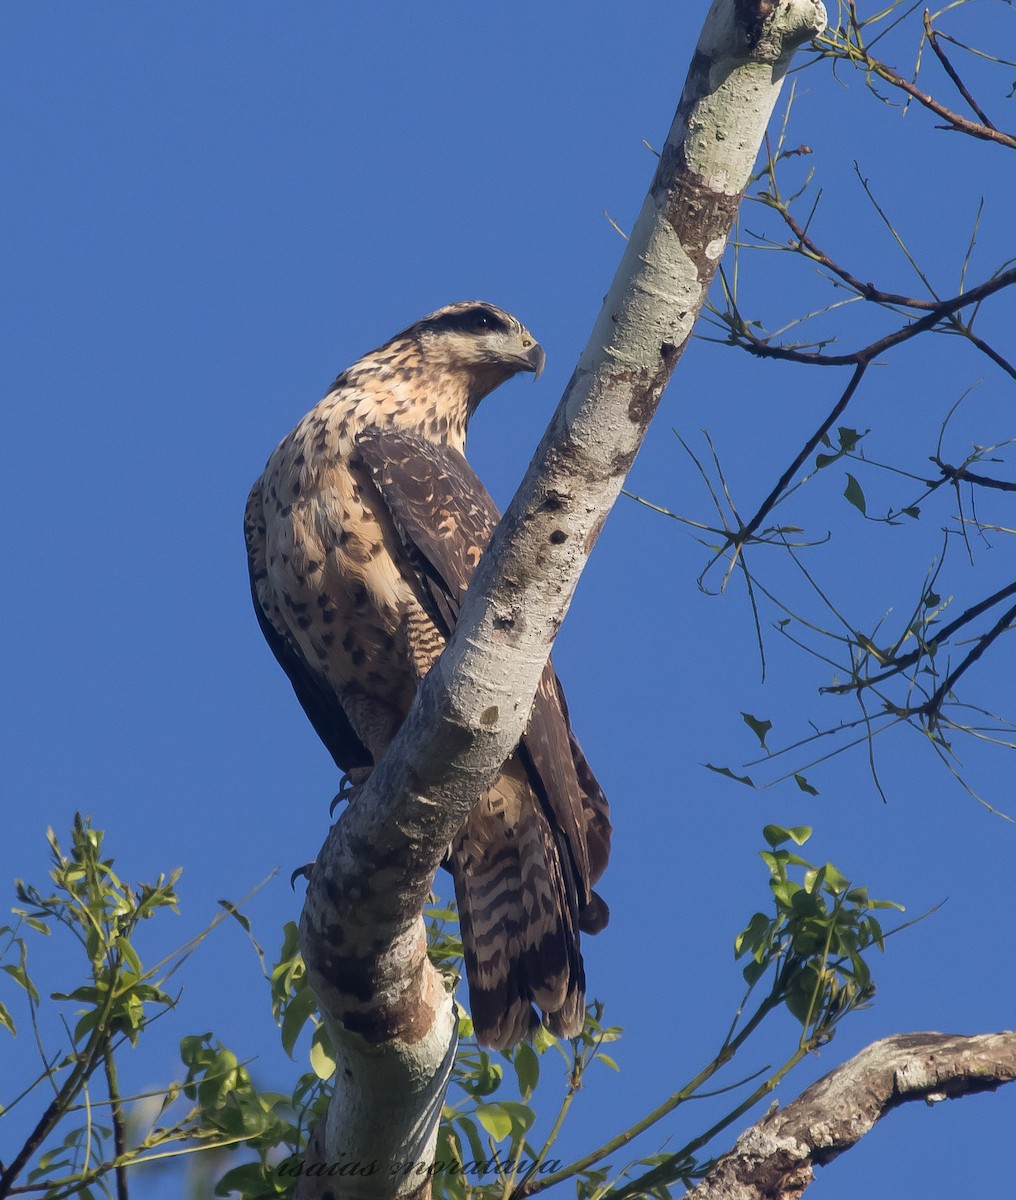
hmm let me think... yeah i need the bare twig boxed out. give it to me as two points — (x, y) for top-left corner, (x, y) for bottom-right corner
(830, 4), (1016, 149)
(931, 456), (1016, 493)
(737, 362), (867, 544)
(763, 195), (938, 310)
(959, 328), (1016, 382)
(0, 984), (119, 1199)
(102, 1044), (129, 1200)
(822, 578), (1016, 695)
(922, 599), (1016, 725)
(923, 12), (997, 130)
(740, 265), (1016, 366)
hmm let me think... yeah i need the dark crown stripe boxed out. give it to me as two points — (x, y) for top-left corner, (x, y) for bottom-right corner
(412, 304), (512, 338)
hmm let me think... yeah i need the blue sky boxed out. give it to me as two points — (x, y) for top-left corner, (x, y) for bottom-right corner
(4, 3), (1015, 1196)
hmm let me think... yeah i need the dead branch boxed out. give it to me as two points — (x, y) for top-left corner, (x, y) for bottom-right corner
(684, 1031), (1016, 1200)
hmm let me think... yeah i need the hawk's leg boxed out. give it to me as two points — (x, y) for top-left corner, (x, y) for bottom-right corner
(295, 770), (377, 886)
(327, 687), (401, 815)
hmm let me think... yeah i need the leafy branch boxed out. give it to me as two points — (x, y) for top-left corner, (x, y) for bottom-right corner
(514, 826), (904, 1200)
(0, 818), (274, 1200)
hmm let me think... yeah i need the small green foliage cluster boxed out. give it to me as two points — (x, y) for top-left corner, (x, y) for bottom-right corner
(1, 817), (184, 1199)
(434, 1005), (621, 1200)
(9, 816), (181, 1045)
(0, 817), (285, 1199)
(735, 824), (903, 1042)
(2, 820), (905, 1200)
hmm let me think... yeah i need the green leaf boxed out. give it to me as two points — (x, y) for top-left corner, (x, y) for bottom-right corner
(706, 764), (756, 787)
(741, 958), (768, 986)
(837, 426), (863, 453)
(803, 865), (827, 895)
(309, 1028), (336, 1080)
(498, 1100), (536, 1133)
(785, 963), (825, 1026)
(217, 1162), (275, 1198)
(35, 1148), (71, 1174)
(740, 712), (773, 750)
(0, 1000), (14, 1035)
(822, 863), (850, 892)
(847, 952), (873, 991)
(426, 906), (460, 922)
(513, 1041), (540, 1099)
(472, 1053), (503, 1096)
(532, 1024), (556, 1053)
(843, 473), (867, 515)
(452, 1113), (487, 1166)
(759, 848), (786, 875)
(180, 1032), (211, 1066)
(763, 824), (812, 848)
(218, 899), (252, 935)
(115, 935), (142, 976)
(734, 912), (772, 959)
(456, 1010), (475, 1040)
(474, 1102), (513, 1142)
(770, 878), (803, 907)
(902, 506), (920, 519)
(74, 1008), (99, 1043)
(2, 962), (40, 1005)
(794, 773), (819, 796)
(280, 984), (318, 1058)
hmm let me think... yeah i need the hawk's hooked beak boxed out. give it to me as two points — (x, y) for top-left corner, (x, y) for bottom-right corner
(520, 341), (546, 380)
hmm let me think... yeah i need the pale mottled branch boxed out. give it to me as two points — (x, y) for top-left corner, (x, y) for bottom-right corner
(686, 1032), (1016, 1200)
(297, 3), (827, 1196)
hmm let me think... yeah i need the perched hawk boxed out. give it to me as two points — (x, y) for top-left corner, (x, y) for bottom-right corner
(244, 301), (611, 1048)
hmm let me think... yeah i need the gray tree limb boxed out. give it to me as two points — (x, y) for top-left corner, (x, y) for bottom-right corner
(687, 1032), (1016, 1200)
(295, 3), (827, 1197)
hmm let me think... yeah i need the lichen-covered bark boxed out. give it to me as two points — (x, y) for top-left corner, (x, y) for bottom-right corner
(686, 1032), (1016, 1200)
(297, 4), (827, 1197)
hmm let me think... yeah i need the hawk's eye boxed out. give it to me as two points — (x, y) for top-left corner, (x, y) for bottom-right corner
(469, 310), (494, 330)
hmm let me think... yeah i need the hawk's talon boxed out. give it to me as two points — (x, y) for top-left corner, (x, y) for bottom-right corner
(290, 861), (315, 889)
(330, 767), (374, 816)
(329, 778), (352, 817)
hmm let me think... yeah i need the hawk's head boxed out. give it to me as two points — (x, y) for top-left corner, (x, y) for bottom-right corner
(402, 301), (545, 404)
